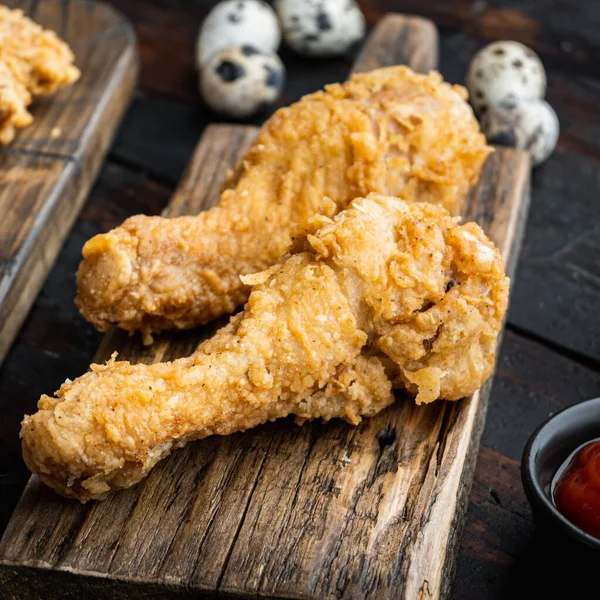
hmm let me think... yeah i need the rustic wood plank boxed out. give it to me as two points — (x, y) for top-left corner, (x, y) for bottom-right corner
(508, 150), (600, 363)
(0, 0), (138, 365)
(0, 14), (531, 600)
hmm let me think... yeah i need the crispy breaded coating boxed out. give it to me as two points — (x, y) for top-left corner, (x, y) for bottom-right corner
(0, 6), (80, 144)
(23, 194), (508, 501)
(76, 66), (491, 342)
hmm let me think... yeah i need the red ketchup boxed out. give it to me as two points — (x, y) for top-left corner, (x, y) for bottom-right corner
(553, 438), (600, 539)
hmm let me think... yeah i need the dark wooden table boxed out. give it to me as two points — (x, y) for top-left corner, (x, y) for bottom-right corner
(1, 1), (599, 598)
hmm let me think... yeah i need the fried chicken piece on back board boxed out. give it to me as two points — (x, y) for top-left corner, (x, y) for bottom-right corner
(23, 194), (508, 501)
(0, 6), (80, 144)
(76, 66), (491, 342)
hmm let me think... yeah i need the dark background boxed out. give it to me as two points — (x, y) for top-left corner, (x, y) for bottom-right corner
(1, 1), (600, 598)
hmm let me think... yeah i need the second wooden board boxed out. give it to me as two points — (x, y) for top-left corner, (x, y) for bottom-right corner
(0, 14), (531, 600)
(0, 0), (138, 365)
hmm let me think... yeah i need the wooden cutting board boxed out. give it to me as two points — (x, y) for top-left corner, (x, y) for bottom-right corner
(0, 14), (530, 600)
(0, 0), (138, 365)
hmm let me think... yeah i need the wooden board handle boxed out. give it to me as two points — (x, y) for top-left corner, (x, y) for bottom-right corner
(353, 14), (439, 74)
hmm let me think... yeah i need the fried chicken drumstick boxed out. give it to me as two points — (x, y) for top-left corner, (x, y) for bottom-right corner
(23, 194), (508, 502)
(0, 6), (80, 144)
(76, 66), (491, 343)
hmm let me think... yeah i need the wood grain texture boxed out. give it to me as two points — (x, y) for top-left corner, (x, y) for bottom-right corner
(0, 14), (531, 600)
(0, 0), (138, 365)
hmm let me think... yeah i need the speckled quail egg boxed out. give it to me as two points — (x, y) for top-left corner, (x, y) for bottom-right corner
(481, 96), (559, 166)
(466, 41), (547, 117)
(275, 0), (366, 57)
(196, 0), (281, 67)
(200, 46), (285, 119)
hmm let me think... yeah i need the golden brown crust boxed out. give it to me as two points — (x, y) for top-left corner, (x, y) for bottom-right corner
(0, 7), (80, 144)
(76, 66), (491, 341)
(23, 194), (508, 501)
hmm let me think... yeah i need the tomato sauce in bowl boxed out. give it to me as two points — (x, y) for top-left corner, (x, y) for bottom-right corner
(553, 439), (600, 540)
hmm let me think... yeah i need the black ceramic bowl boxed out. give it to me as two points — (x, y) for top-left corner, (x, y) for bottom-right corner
(522, 396), (600, 551)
